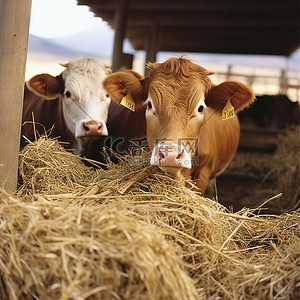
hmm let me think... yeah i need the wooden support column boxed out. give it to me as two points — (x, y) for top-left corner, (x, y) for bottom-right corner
(112, 0), (128, 72)
(280, 70), (287, 95)
(0, 0), (32, 192)
(145, 23), (159, 75)
(226, 65), (232, 81)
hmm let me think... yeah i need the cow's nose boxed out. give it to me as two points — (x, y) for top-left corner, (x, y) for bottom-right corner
(83, 121), (104, 136)
(151, 144), (191, 168)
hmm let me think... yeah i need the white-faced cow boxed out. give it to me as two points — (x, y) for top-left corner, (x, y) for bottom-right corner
(22, 57), (111, 156)
(103, 57), (255, 194)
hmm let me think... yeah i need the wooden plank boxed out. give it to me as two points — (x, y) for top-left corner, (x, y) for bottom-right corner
(0, 0), (32, 192)
(111, 0), (128, 72)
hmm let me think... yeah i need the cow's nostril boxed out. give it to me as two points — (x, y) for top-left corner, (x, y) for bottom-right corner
(158, 149), (165, 159)
(83, 123), (89, 132)
(176, 149), (185, 160)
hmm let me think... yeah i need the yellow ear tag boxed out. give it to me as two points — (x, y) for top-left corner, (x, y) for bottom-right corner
(46, 96), (57, 100)
(222, 98), (235, 120)
(120, 93), (135, 112)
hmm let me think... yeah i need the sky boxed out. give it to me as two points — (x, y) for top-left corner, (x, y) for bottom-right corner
(29, 0), (105, 39)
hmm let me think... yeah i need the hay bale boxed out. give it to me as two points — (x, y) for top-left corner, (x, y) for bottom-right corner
(12, 137), (300, 299)
(18, 137), (96, 195)
(0, 189), (198, 300)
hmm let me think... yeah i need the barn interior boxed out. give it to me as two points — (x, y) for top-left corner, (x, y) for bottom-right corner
(0, 0), (299, 299)
(77, 0), (300, 69)
(76, 0), (300, 212)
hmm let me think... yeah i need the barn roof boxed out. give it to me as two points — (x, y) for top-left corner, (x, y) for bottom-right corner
(77, 0), (300, 57)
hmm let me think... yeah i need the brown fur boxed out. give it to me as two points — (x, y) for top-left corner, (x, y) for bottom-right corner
(27, 74), (64, 99)
(188, 108), (240, 193)
(206, 81), (255, 112)
(103, 57), (255, 194)
(102, 70), (148, 109)
(21, 84), (76, 150)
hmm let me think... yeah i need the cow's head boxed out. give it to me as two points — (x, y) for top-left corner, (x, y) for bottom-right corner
(103, 57), (255, 175)
(27, 57), (111, 154)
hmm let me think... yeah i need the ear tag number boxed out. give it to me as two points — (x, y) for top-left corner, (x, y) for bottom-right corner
(120, 93), (135, 112)
(222, 98), (235, 120)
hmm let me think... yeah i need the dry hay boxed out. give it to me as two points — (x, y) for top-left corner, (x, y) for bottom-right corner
(18, 137), (96, 196)
(218, 125), (300, 213)
(269, 126), (300, 211)
(1, 136), (299, 299)
(0, 188), (199, 300)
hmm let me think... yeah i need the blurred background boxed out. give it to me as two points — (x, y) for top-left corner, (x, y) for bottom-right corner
(26, 0), (300, 103)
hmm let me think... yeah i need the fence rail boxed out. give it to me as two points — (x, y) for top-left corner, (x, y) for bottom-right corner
(215, 66), (300, 103)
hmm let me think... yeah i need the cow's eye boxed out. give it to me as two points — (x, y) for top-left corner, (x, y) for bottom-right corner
(147, 101), (152, 110)
(198, 105), (204, 113)
(65, 91), (71, 98)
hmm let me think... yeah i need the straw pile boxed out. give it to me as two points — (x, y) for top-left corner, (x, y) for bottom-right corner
(218, 125), (300, 213)
(18, 138), (96, 195)
(269, 126), (300, 211)
(0, 135), (298, 299)
(0, 189), (198, 300)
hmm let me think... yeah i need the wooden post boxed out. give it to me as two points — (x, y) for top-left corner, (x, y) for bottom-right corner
(280, 70), (287, 95)
(0, 0), (32, 192)
(226, 65), (232, 81)
(121, 53), (134, 69)
(145, 23), (159, 75)
(112, 0), (128, 72)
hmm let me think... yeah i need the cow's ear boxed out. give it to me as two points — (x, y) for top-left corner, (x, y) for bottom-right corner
(206, 81), (255, 113)
(103, 70), (148, 110)
(26, 73), (64, 100)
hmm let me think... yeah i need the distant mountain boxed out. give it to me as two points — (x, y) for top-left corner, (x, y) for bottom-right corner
(28, 27), (300, 72)
(49, 25), (115, 59)
(28, 34), (83, 58)
(49, 24), (135, 59)
(28, 25), (128, 59)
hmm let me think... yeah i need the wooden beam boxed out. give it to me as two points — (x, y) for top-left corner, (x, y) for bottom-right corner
(79, 0), (297, 11)
(145, 23), (159, 74)
(0, 0), (32, 192)
(111, 0), (128, 72)
(91, 9), (298, 27)
(127, 25), (298, 40)
(125, 15), (299, 27)
(78, 0), (299, 57)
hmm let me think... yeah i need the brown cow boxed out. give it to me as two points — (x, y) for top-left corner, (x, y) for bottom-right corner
(103, 57), (255, 194)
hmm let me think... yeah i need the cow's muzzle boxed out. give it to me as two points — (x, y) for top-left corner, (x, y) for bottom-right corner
(150, 143), (192, 169)
(76, 120), (108, 138)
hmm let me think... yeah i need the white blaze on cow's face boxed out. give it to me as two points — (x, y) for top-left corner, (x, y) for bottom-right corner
(61, 58), (111, 154)
(146, 80), (208, 176)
